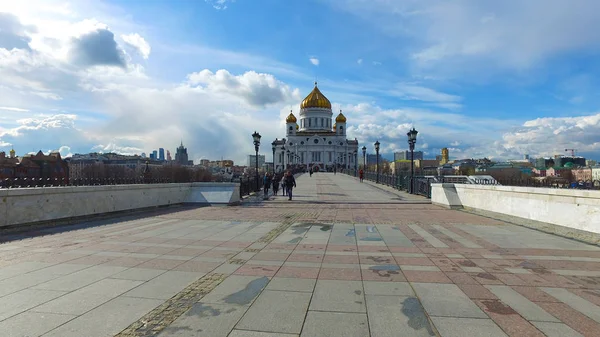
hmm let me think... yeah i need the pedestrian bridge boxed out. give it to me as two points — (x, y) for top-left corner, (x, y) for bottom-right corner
(1, 173), (600, 337)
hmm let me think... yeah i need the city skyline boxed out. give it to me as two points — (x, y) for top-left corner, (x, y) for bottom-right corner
(2, 1), (600, 164)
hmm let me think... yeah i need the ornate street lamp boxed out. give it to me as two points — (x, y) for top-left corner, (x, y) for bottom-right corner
(353, 150), (358, 176)
(271, 139), (277, 172)
(374, 140), (380, 183)
(407, 128), (418, 194)
(362, 146), (366, 170)
(252, 131), (261, 191)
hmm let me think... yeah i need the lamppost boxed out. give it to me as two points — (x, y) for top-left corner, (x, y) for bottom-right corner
(362, 146), (366, 170)
(353, 150), (358, 175)
(271, 139), (277, 172)
(407, 128), (418, 194)
(286, 150), (291, 169)
(252, 131), (261, 191)
(281, 145), (285, 171)
(374, 140), (380, 183)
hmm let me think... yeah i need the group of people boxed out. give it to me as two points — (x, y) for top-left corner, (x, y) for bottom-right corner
(263, 171), (297, 201)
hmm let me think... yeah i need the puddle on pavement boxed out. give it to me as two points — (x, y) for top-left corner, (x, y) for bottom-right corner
(287, 237), (303, 244)
(223, 276), (269, 305)
(401, 297), (436, 335)
(360, 237), (383, 241)
(345, 229), (356, 237)
(480, 299), (517, 315)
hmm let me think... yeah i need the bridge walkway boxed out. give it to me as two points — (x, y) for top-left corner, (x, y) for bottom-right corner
(0, 173), (599, 336)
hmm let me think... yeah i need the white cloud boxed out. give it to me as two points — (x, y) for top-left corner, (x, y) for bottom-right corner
(186, 69), (300, 107)
(357, 58), (363, 65)
(121, 33), (151, 59)
(309, 57), (320, 66)
(372, 61), (381, 66)
(0, 106), (29, 112)
(205, 0), (234, 10)
(330, 0), (600, 79)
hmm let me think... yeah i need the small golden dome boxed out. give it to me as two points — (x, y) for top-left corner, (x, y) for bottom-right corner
(300, 82), (332, 110)
(286, 111), (297, 123)
(333, 123), (337, 130)
(335, 110), (347, 123)
(9, 148), (15, 156)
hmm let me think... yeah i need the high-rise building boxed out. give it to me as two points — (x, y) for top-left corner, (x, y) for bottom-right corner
(152, 150), (158, 159)
(366, 154), (382, 165)
(149, 152), (156, 159)
(175, 142), (190, 166)
(159, 148), (165, 161)
(166, 150), (172, 161)
(247, 155), (266, 168)
(441, 148), (449, 164)
(141, 152), (146, 158)
(394, 150), (423, 161)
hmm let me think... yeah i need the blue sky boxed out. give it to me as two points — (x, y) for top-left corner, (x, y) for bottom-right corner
(1, 0), (600, 163)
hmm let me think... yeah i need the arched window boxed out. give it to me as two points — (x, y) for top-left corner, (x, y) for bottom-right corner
(289, 126), (293, 132)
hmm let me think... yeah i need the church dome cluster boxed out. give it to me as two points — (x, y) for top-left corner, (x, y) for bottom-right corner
(300, 82), (332, 110)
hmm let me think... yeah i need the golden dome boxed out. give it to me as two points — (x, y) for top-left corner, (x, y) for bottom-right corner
(300, 82), (331, 110)
(335, 110), (347, 123)
(9, 148), (15, 156)
(286, 111), (297, 123)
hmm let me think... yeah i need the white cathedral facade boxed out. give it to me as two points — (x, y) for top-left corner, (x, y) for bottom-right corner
(273, 82), (359, 172)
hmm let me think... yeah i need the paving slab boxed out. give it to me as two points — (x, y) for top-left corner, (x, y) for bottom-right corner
(363, 281), (414, 296)
(157, 303), (246, 337)
(201, 275), (270, 306)
(541, 287), (600, 323)
(265, 277), (316, 293)
(236, 290), (311, 334)
(366, 295), (436, 337)
(229, 331), (298, 337)
(485, 285), (560, 322)
(530, 321), (584, 337)
(124, 271), (204, 300)
(0, 289), (66, 321)
(300, 311), (369, 337)
(0, 311), (76, 337)
(110, 267), (166, 281)
(32, 278), (143, 315)
(430, 317), (508, 337)
(412, 283), (487, 318)
(42, 296), (163, 337)
(31, 265), (128, 292)
(309, 280), (365, 313)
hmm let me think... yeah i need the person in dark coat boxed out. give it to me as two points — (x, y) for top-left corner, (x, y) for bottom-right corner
(263, 173), (272, 195)
(283, 171), (296, 201)
(272, 174), (280, 195)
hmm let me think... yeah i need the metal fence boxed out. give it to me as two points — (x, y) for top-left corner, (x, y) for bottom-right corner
(343, 170), (600, 199)
(239, 176), (261, 198)
(0, 177), (179, 188)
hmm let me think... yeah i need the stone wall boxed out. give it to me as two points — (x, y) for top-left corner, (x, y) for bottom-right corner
(431, 183), (600, 239)
(0, 182), (240, 228)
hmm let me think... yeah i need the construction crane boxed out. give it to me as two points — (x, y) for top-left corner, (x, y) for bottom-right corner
(565, 148), (577, 157)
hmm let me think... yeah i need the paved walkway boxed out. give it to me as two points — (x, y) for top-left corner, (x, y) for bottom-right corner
(1, 173), (600, 336)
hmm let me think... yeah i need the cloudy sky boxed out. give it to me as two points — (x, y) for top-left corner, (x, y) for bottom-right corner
(1, 0), (600, 164)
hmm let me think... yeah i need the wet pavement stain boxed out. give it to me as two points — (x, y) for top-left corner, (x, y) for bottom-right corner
(345, 229), (356, 237)
(366, 256), (392, 264)
(287, 237), (303, 244)
(476, 273), (498, 280)
(458, 260), (477, 267)
(401, 297), (436, 336)
(320, 224), (332, 231)
(360, 237), (383, 241)
(223, 276), (269, 305)
(354, 290), (362, 295)
(186, 303), (223, 317)
(367, 226), (376, 233)
(370, 264), (400, 271)
(480, 300), (517, 315)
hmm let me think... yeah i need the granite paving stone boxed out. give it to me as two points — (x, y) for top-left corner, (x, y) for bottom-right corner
(236, 290), (311, 334)
(3, 172), (600, 336)
(366, 295), (436, 337)
(412, 283), (487, 318)
(309, 280), (365, 313)
(300, 311), (369, 337)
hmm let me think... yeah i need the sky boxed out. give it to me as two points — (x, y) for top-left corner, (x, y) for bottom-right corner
(1, 0), (600, 164)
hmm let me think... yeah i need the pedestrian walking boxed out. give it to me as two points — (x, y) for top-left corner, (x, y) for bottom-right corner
(284, 171), (296, 201)
(263, 172), (272, 195)
(333, 166), (337, 175)
(309, 167), (313, 177)
(359, 168), (364, 183)
(272, 174), (280, 195)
